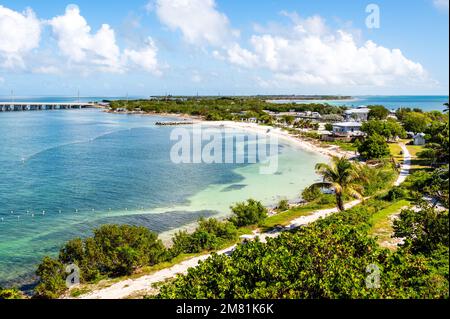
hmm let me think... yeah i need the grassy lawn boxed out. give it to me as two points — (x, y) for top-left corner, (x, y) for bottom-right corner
(389, 143), (404, 165)
(260, 202), (333, 231)
(322, 140), (358, 152)
(368, 199), (410, 249)
(405, 144), (432, 172)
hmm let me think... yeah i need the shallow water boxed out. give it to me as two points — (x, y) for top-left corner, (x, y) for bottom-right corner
(0, 109), (325, 287)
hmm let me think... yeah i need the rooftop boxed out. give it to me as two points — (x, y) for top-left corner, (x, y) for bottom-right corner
(333, 121), (363, 127)
(344, 107), (370, 114)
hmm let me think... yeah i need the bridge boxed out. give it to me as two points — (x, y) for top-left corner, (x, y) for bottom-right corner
(0, 102), (96, 112)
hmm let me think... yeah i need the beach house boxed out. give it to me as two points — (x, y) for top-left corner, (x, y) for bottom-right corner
(413, 133), (426, 145)
(332, 122), (363, 137)
(344, 106), (370, 122)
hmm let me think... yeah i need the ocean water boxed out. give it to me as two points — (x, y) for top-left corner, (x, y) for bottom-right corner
(0, 108), (325, 288)
(269, 95), (449, 111)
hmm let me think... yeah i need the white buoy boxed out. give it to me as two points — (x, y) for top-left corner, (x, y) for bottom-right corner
(59, 210), (61, 214)
(1, 217), (4, 222)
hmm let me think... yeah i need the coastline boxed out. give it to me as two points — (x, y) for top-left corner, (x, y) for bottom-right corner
(197, 120), (352, 159)
(105, 108), (351, 159)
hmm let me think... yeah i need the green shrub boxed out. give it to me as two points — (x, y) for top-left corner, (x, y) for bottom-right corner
(325, 123), (333, 131)
(277, 199), (290, 211)
(386, 186), (409, 201)
(357, 133), (390, 159)
(301, 185), (322, 202)
(0, 287), (23, 299)
(34, 257), (67, 299)
(229, 199), (268, 227)
(35, 224), (167, 297)
(171, 218), (238, 255)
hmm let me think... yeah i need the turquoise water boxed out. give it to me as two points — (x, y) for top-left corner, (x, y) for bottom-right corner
(270, 95), (449, 111)
(0, 109), (325, 288)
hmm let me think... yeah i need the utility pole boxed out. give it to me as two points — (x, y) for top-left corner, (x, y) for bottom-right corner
(11, 90), (14, 103)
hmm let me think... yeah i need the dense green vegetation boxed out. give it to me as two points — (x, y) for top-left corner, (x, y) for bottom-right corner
(0, 287), (23, 299)
(156, 199), (448, 299)
(368, 105), (390, 120)
(357, 133), (390, 159)
(361, 119), (406, 142)
(34, 225), (167, 298)
(229, 199), (268, 227)
(170, 218), (238, 256)
(110, 97), (346, 121)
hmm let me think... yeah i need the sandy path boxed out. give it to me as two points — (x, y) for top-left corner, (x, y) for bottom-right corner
(394, 143), (411, 186)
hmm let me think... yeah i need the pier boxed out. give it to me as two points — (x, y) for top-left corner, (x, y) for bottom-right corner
(0, 102), (96, 112)
(155, 121), (195, 126)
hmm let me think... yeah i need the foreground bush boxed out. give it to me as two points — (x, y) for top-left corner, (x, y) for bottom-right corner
(229, 199), (268, 227)
(34, 224), (166, 298)
(171, 218), (238, 255)
(156, 204), (449, 299)
(0, 287), (23, 299)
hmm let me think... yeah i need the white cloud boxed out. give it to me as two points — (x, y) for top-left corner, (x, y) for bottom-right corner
(46, 4), (163, 75)
(433, 0), (449, 11)
(123, 37), (161, 75)
(33, 66), (60, 74)
(226, 43), (258, 68)
(191, 71), (202, 83)
(0, 76), (5, 84)
(154, 0), (238, 46)
(0, 5), (41, 68)
(48, 4), (123, 73)
(225, 15), (429, 87)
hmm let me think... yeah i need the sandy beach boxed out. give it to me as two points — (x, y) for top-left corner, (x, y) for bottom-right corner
(106, 109), (352, 159)
(196, 120), (353, 159)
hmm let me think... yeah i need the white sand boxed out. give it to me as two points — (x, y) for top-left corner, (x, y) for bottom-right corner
(195, 121), (354, 158)
(394, 143), (411, 186)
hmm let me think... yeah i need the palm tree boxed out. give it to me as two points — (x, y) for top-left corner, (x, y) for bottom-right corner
(313, 157), (365, 211)
(444, 102), (449, 113)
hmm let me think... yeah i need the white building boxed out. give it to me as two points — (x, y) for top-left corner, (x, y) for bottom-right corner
(413, 133), (426, 145)
(344, 106), (370, 122)
(332, 122), (363, 136)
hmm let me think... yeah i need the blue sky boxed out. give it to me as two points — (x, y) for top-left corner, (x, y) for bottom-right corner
(0, 0), (448, 97)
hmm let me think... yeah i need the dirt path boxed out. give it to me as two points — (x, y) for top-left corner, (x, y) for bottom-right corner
(394, 143), (411, 186)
